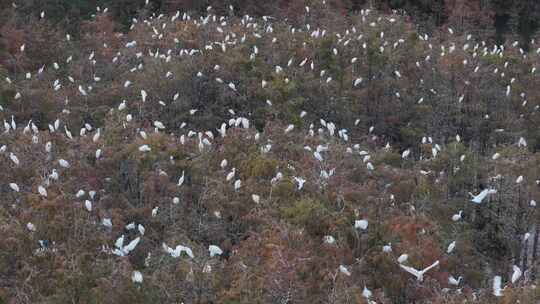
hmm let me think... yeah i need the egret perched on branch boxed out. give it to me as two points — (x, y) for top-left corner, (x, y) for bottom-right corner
(208, 245), (223, 257)
(177, 171), (185, 186)
(493, 276), (503, 297)
(112, 236), (140, 256)
(132, 271), (143, 284)
(511, 265), (522, 284)
(355, 219), (368, 230)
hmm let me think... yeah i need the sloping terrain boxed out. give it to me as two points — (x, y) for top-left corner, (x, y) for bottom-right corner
(0, 3), (540, 303)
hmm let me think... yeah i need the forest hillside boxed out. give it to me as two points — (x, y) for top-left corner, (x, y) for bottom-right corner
(0, 1), (540, 303)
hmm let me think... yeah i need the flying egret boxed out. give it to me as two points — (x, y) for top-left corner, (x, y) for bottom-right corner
(470, 188), (497, 203)
(399, 260), (439, 282)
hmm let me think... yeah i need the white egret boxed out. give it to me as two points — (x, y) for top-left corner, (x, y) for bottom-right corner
(470, 189), (497, 203)
(208, 245), (223, 257)
(493, 276), (503, 297)
(355, 219), (368, 230)
(399, 260), (439, 282)
(132, 271), (143, 284)
(511, 265), (522, 284)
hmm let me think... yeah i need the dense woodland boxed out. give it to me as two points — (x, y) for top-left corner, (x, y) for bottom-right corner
(1, 0), (540, 303)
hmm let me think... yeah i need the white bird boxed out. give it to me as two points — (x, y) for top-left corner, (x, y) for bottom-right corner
(448, 275), (462, 286)
(113, 236), (140, 256)
(153, 121), (165, 130)
(131, 271), (143, 284)
(220, 159), (228, 169)
(470, 189), (497, 203)
(234, 179), (242, 191)
(78, 85), (87, 96)
(293, 176), (306, 190)
(323, 235), (336, 244)
(452, 210), (463, 222)
(402, 149), (410, 159)
(339, 265), (351, 276)
(141, 90), (147, 102)
(38, 185), (48, 197)
(382, 243), (392, 253)
(84, 200), (92, 212)
(162, 243), (194, 258)
(9, 183), (20, 192)
(139, 145), (151, 152)
(208, 245), (223, 257)
(102, 218), (112, 228)
(9, 153), (19, 165)
(95, 149), (102, 159)
(138, 224), (145, 236)
(252, 194), (260, 204)
(226, 168), (236, 181)
(284, 124), (294, 133)
(511, 265), (522, 284)
(58, 159), (70, 168)
(516, 175), (524, 184)
(178, 171), (185, 186)
(493, 276), (503, 297)
(76, 190), (85, 198)
(397, 254), (408, 264)
(313, 151), (323, 162)
(362, 286), (372, 299)
(355, 219), (368, 230)
(447, 241), (456, 254)
(27, 222), (36, 232)
(399, 260), (440, 282)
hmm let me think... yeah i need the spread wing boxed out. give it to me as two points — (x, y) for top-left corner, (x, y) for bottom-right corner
(471, 189), (489, 203)
(421, 260), (439, 274)
(399, 264), (421, 279)
(123, 237), (140, 253)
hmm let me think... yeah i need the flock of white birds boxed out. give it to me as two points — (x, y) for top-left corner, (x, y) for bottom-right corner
(2, 0), (540, 301)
